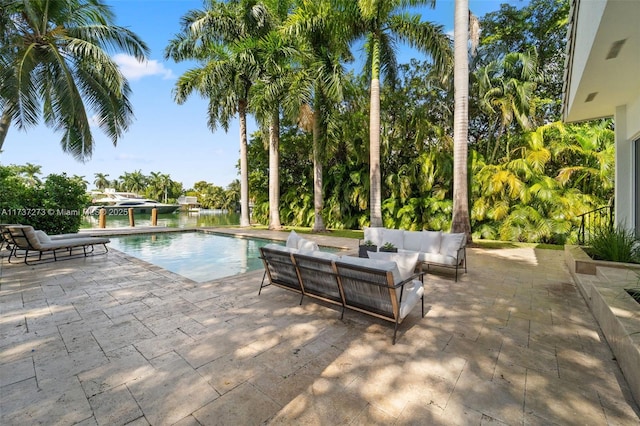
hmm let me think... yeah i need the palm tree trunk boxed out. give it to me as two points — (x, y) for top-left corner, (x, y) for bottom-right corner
(239, 100), (251, 227)
(369, 38), (383, 227)
(451, 0), (472, 241)
(0, 109), (12, 152)
(268, 110), (282, 230)
(312, 108), (326, 232)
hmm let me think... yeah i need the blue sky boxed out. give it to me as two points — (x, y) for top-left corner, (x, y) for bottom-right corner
(0, 0), (526, 190)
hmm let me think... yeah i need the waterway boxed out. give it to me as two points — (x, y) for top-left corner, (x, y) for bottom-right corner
(81, 210), (240, 229)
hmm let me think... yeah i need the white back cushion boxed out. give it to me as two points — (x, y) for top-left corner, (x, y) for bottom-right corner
(368, 251), (419, 280)
(403, 230), (422, 252)
(382, 229), (404, 250)
(440, 233), (465, 258)
(297, 238), (319, 252)
(363, 226), (384, 247)
(338, 255), (402, 284)
(420, 231), (442, 254)
(286, 230), (301, 249)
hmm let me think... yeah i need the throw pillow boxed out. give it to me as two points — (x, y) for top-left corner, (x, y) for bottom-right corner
(286, 230), (302, 249)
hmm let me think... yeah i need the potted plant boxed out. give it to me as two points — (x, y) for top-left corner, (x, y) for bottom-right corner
(380, 242), (397, 253)
(359, 240), (377, 258)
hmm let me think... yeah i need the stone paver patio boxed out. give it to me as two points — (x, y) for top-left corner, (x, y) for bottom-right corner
(1, 229), (639, 425)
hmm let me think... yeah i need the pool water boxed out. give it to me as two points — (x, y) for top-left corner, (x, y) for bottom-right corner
(108, 232), (276, 282)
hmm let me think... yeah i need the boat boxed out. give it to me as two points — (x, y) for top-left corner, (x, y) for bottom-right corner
(85, 191), (180, 215)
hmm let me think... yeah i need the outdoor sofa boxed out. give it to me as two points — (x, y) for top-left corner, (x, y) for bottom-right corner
(259, 242), (425, 344)
(363, 227), (467, 281)
(4, 225), (110, 264)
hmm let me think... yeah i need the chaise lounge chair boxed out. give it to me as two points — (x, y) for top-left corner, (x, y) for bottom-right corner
(5, 225), (110, 264)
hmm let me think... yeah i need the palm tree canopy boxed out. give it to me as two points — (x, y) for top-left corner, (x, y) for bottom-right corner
(0, 0), (149, 160)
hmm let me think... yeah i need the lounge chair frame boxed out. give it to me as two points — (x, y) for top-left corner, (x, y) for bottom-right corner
(5, 225), (109, 265)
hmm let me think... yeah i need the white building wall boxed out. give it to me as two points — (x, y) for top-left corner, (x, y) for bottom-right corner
(615, 105), (632, 229)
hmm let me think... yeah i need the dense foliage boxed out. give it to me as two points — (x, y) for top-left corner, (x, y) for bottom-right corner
(2, 0), (615, 245)
(242, 0), (614, 244)
(0, 165), (90, 234)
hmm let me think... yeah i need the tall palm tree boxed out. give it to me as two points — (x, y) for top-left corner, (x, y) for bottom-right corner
(0, 0), (149, 160)
(119, 170), (146, 194)
(477, 50), (542, 163)
(18, 162), (42, 187)
(93, 173), (110, 190)
(250, 0), (300, 230)
(284, 0), (352, 232)
(451, 0), (471, 240)
(165, 0), (270, 228)
(353, 0), (451, 227)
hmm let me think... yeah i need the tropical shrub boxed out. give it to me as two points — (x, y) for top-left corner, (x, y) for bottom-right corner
(0, 166), (89, 234)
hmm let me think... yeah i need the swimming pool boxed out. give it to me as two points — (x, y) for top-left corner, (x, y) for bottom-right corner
(108, 232), (277, 282)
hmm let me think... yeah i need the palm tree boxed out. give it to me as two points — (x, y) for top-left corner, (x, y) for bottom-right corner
(18, 162), (42, 187)
(165, 0), (270, 228)
(477, 50), (542, 163)
(119, 170), (146, 194)
(147, 171), (172, 202)
(0, 0), (149, 160)
(93, 173), (110, 190)
(451, 0), (471, 240)
(284, 0), (352, 232)
(353, 0), (451, 227)
(250, 0), (301, 230)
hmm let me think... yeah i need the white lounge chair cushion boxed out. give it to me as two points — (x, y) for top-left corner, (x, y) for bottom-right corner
(440, 233), (465, 258)
(35, 230), (51, 244)
(420, 231), (442, 254)
(368, 251), (419, 280)
(286, 230), (302, 249)
(363, 226), (384, 247)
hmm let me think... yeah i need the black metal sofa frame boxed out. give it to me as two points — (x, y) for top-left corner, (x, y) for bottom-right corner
(259, 246), (424, 344)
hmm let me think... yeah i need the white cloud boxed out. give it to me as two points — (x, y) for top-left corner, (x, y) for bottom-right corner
(113, 53), (174, 81)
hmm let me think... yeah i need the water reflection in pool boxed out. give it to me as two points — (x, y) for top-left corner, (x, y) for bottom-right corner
(108, 231), (274, 282)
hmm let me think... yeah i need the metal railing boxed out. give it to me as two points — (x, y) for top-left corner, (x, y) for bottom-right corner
(577, 202), (614, 245)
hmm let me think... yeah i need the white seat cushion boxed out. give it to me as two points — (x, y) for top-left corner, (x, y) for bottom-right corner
(398, 280), (424, 319)
(423, 252), (458, 266)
